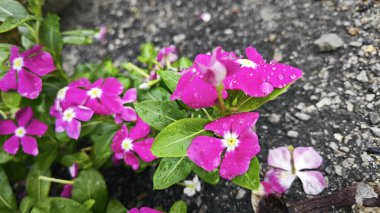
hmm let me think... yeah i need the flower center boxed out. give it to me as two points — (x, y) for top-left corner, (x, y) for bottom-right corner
(63, 108), (76, 122)
(57, 87), (69, 100)
(222, 131), (240, 152)
(13, 57), (24, 71)
(121, 138), (133, 152)
(15, 127), (26, 137)
(87, 88), (102, 99)
(237, 59), (257, 69)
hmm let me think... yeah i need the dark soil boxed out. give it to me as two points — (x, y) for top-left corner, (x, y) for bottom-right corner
(59, 0), (380, 212)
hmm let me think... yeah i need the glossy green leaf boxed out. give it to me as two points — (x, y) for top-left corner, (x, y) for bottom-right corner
(20, 196), (32, 213)
(0, 167), (17, 212)
(0, 150), (13, 164)
(137, 42), (157, 66)
(36, 143), (57, 171)
(72, 169), (108, 213)
(106, 199), (126, 213)
(27, 0), (44, 16)
(0, 15), (36, 33)
(152, 118), (209, 157)
(135, 100), (187, 130)
(90, 123), (119, 168)
(0, 0), (29, 21)
(169, 200), (187, 213)
(32, 197), (91, 213)
(1, 92), (21, 109)
(232, 157), (260, 190)
(193, 166), (219, 185)
(173, 57), (192, 69)
(39, 14), (62, 66)
(153, 157), (194, 190)
(157, 70), (180, 92)
(61, 152), (92, 169)
(26, 164), (51, 204)
(138, 87), (170, 101)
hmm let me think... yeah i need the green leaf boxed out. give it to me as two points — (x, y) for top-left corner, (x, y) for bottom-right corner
(1, 92), (21, 109)
(106, 199), (126, 213)
(153, 157), (194, 190)
(35, 143), (57, 171)
(27, 0), (44, 16)
(82, 199), (95, 210)
(172, 57), (192, 70)
(39, 14), (62, 66)
(157, 70), (180, 92)
(61, 152), (92, 169)
(0, 167), (17, 212)
(32, 197), (91, 213)
(72, 169), (108, 213)
(230, 86), (290, 112)
(138, 87), (171, 101)
(193, 166), (219, 185)
(90, 123), (119, 168)
(232, 157), (260, 190)
(135, 100), (187, 130)
(0, 0), (29, 21)
(20, 196), (32, 213)
(0, 15), (36, 33)
(152, 118), (209, 157)
(169, 200), (187, 213)
(63, 36), (93, 45)
(0, 150), (13, 164)
(26, 164), (51, 204)
(137, 42), (157, 66)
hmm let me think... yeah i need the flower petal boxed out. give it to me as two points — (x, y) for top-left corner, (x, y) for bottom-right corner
(55, 118), (66, 133)
(219, 130), (260, 179)
(121, 106), (137, 122)
(265, 63), (303, 89)
(0, 120), (17, 135)
(129, 118), (150, 141)
(128, 208), (140, 213)
(16, 106), (33, 127)
(267, 146), (292, 171)
(3, 136), (20, 155)
(60, 184), (73, 198)
(9, 46), (20, 62)
(66, 119), (81, 140)
(0, 69), (17, 92)
(204, 112), (259, 136)
(296, 171), (325, 195)
(122, 88), (137, 103)
(17, 70), (42, 99)
(140, 207), (161, 213)
(293, 147), (323, 171)
(60, 88), (88, 109)
(73, 106), (93, 122)
(187, 136), (224, 172)
(245, 47), (265, 64)
(101, 77), (124, 95)
(264, 168), (296, 194)
(23, 49), (56, 76)
(124, 152), (139, 170)
(133, 137), (156, 162)
(111, 124), (128, 155)
(21, 135), (39, 156)
(25, 119), (48, 136)
(68, 78), (91, 88)
(101, 95), (123, 114)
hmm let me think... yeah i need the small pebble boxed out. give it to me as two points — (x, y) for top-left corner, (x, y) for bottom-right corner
(287, 130), (299, 138)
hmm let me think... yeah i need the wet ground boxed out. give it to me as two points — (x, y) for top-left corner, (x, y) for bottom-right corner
(60, 0), (380, 212)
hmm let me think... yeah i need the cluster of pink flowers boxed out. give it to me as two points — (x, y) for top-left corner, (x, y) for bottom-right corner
(172, 46), (302, 108)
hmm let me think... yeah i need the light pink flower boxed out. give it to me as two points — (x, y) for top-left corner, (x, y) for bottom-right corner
(266, 146), (325, 195)
(187, 112), (260, 179)
(55, 105), (94, 140)
(60, 163), (78, 198)
(111, 118), (156, 170)
(128, 207), (161, 213)
(0, 45), (56, 99)
(84, 78), (124, 115)
(157, 45), (178, 65)
(94, 25), (107, 41)
(0, 107), (47, 156)
(226, 47), (303, 97)
(114, 88), (138, 124)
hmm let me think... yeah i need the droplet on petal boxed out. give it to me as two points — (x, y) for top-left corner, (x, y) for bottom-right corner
(290, 74), (297, 80)
(278, 74), (285, 80)
(259, 82), (274, 95)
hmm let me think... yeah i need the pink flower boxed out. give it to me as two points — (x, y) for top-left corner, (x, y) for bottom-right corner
(265, 146), (325, 195)
(226, 47), (303, 97)
(0, 45), (56, 99)
(84, 78), (124, 115)
(128, 207), (161, 213)
(0, 107), (47, 156)
(157, 45), (178, 65)
(114, 88), (138, 124)
(187, 112), (260, 179)
(111, 118), (156, 170)
(55, 105), (94, 140)
(94, 25), (107, 41)
(60, 163), (78, 198)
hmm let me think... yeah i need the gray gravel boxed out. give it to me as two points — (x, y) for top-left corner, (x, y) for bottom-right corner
(60, 0), (380, 212)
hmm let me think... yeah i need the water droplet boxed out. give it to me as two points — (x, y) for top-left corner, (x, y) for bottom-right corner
(278, 74), (285, 80)
(259, 82), (273, 95)
(290, 74), (297, 79)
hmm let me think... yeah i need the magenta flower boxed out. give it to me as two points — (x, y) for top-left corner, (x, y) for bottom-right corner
(265, 146), (325, 195)
(94, 25), (107, 42)
(225, 47), (303, 97)
(84, 78), (124, 115)
(187, 112), (260, 179)
(0, 45), (56, 99)
(114, 88), (138, 124)
(60, 163), (78, 198)
(55, 105), (94, 140)
(111, 118), (156, 170)
(0, 107), (47, 156)
(129, 207), (161, 213)
(157, 45), (178, 65)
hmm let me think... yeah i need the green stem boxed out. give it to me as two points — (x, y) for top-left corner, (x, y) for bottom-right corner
(122, 63), (150, 78)
(39, 176), (74, 185)
(202, 108), (213, 121)
(177, 182), (194, 188)
(152, 60), (163, 70)
(216, 84), (226, 115)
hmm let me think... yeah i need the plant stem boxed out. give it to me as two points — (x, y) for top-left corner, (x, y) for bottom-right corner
(152, 60), (163, 70)
(122, 63), (150, 78)
(202, 108), (213, 121)
(216, 84), (226, 115)
(39, 176), (74, 185)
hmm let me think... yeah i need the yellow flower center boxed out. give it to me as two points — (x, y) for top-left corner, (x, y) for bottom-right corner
(63, 108), (76, 122)
(87, 88), (102, 99)
(15, 127), (26, 137)
(222, 131), (240, 152)
(13, 57), (24, 71)
(121, 138), (133, 152)
(237, 59), (257, 69)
